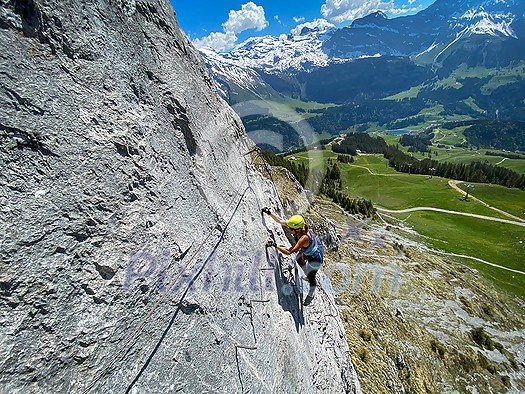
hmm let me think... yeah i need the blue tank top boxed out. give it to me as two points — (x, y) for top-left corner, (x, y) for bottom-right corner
(302, 230), (323, 263)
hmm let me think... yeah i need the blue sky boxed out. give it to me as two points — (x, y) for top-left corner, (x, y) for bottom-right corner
(171, 0), (437, 52)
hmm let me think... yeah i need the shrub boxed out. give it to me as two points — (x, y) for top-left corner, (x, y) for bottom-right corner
(457, 352), (477, 372)
(337, 154), (354, 164)
(471, 327), (498, 351)
(430, 339), (446, 359)
(477, 352), (498, 374)
(358, 329), (372, 342)
(393, 242), (404, 252)
(459, 296), (473, 312)
(358, 348), (370, 363)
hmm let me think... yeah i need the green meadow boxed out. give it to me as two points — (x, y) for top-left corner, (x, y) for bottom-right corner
(456, 182), (525, 220)
(380, 128), (525, 175)
(289, 150), (525, 297)
(387, 210), (524, 296)
(428, 146), (525, 174)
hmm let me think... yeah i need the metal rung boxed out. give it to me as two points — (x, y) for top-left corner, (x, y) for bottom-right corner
(236, 345), (257, 350)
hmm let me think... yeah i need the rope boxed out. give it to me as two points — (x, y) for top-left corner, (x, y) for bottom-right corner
(82, 184), (249, 393)
(125, 186), (249, 392)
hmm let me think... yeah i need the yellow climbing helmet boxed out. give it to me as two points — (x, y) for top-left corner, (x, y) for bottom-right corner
(287, 215), (305, 230)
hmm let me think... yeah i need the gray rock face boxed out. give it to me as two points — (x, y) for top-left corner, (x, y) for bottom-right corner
(0, 1), (360, 392)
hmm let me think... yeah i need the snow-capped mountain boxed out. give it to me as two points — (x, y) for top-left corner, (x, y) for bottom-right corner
(199, 0), (524, 102)
(214, 19), (337, 74)
(202, 0), (522, 71)
(326, 0), (523, 63)
(199, 47), (269, 100)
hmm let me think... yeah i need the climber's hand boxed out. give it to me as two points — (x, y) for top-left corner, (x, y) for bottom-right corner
(261, 207), (271, 215)
(266, 240), (276, 248)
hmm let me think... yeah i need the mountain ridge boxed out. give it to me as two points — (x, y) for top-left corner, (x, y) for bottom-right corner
(201, 0), (523, 77)
(199, 0), (525, 134)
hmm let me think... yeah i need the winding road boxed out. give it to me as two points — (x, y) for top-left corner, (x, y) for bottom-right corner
(432, 250), (525, 275)
(377, 206), (525, 227)
(351, 162), (525, 274)
(352, 168), (525, 225)
(349, 165), (525, 225)
(376, 185), (525, 275)
(377, 208), (525, 275)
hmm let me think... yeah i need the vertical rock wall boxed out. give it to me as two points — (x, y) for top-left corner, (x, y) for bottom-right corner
(0, 1), (360, 392)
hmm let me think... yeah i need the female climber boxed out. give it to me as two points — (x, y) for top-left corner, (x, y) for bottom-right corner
(261, 208), (323, 306)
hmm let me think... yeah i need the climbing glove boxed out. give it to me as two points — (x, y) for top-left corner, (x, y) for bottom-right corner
(266, 240), (276, 248)
(261, 207), (271, 215)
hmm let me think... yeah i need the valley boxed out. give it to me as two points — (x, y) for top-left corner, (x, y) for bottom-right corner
(266, 162), (525, 394)
(285, 148), (525, 298)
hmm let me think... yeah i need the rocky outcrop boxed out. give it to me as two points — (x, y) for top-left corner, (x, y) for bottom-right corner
(0, 0), (360, 392)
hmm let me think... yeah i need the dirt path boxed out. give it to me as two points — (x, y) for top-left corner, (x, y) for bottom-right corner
(349, 163), (524, 224)
(377, 206), (525, 227)
(448, 180), (525, 222)
(349, 164), (421, 177)
(432, 250), (525, 275)
(351, 164), (376, 175)
(377, 209), (525, 275)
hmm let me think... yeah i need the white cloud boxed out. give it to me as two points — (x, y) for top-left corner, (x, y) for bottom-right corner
(320, 0), (415, 23)
(222, 2), (269, 34)
(274, 15), (282, 24)
(293, 16), (305, 23)
(290, 18), (336, 35)
(389, 4), (421, 16)
(193, 2), (268, 53)
(193, 31), (237, 53)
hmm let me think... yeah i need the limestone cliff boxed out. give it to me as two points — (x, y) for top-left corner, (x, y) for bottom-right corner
(0, 0), (360, 392)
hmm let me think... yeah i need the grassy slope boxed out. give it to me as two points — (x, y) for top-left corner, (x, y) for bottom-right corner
(270, 163), (525, 394)
(391, 211), (525, 296)
(381, 128), (525, 175)
(289, 150), (525, 297)
(431, 127), (525, 172)
(267, 62), (525, 295)
(382, 61), (525, 139)
(433, 147), (525, 174)
(456, 182), (525, 219)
